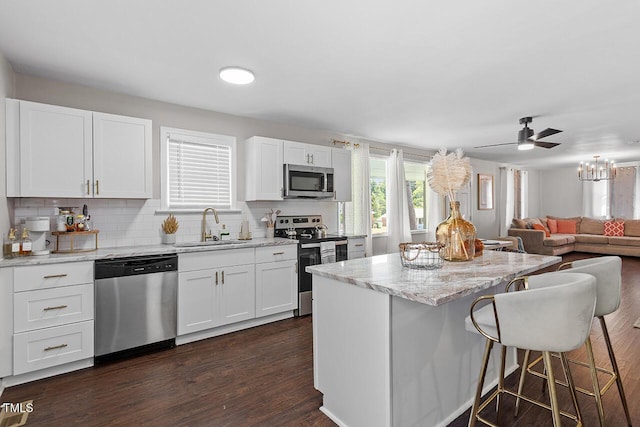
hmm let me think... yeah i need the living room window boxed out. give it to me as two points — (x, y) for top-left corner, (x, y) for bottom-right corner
(160, 127), (236, 210)
(370, 156), (387, 235)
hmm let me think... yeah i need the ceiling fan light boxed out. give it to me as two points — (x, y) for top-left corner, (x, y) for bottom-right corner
(219, 66), (255, 85)
(518, 142), (534, 150)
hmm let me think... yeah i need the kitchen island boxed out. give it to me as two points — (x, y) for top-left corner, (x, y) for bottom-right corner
(307, 250), (561, 427)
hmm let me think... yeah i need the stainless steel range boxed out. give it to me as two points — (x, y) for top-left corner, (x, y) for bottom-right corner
(275, 215), (347, 316)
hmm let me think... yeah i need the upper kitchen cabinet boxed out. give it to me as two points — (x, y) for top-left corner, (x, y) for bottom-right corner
(245, 136), (284, 201)
(6, 99), (152, 198)
(92, 112), (152, 198)
(331, 148), (352, 202)
(283, 140), (332, 168)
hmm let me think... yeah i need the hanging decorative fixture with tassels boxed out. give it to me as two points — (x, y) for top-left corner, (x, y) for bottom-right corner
(578, 155), (616, 182)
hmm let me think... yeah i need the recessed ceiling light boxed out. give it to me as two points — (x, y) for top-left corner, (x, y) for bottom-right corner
(219, 66), (255, 85)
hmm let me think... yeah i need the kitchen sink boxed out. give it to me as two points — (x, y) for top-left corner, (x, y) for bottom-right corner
(173, 240), (240, 248)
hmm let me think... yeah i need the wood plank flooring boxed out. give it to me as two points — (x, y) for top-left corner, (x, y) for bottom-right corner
(2, 252), (639, 426)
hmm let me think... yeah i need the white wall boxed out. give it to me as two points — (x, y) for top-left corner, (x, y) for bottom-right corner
(538, 168), (583, 217)
(469, 158), (500, 238)
(0, 52), (15, 237)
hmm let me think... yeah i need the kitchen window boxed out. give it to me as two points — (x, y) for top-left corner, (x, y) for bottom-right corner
(160, 127), (236, 210)
(405, 161), (431, 231)
(370, 157), (387, 235)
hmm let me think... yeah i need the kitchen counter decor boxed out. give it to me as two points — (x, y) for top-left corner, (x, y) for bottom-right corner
(52, 230), (99, 253)
(161, 214), (179, 244)
(398, 242), (444, 269)
(261, 208), (280, 239)
(427, 148), (476, 261)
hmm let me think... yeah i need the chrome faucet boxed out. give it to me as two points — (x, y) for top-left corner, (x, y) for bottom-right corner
(201, 207), (220, 242)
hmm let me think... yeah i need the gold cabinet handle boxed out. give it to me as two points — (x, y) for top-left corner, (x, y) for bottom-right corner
(355, 244), (364, 247)
(43, 274), (68, 279)
(86, 179), (90, 195)
(215, 271), (219, 285)
(44, 343), (68, 351)
(221, 271), (225, 285)
(95, 180), (100, 195)
(273, 251), (285, 255)
(43, 305), (68, 311)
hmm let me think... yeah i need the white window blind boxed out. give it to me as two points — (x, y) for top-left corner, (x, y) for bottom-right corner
(161, 127), (235, 210)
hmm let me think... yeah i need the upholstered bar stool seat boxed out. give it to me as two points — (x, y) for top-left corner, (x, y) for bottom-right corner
(517, 256), (632, 427)
(466, 271), (597, 427)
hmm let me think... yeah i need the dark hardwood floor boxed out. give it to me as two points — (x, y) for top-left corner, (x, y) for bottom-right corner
(2, 253), (639, 426)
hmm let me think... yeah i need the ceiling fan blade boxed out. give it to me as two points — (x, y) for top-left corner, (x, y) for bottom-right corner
(531, 128), (562, 140)
(532, 140), (561, 149)
(474, 142), (517, 149)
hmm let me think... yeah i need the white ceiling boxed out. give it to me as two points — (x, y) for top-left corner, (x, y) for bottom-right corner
(1, 0), (640, 168)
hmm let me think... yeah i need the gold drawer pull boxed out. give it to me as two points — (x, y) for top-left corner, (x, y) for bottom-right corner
(43, 274), (68, 279)
(355, 244), (364, 247)
(43, 305), (68, 311)
(272, 252), (285, 255)
(44, 343), (68, 351)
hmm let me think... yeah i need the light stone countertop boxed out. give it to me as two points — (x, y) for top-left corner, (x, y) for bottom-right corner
(0, 238), (298, 268)
(306, 250), (561, 306)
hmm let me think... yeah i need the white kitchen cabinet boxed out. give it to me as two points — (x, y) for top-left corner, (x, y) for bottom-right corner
(332, 148), (352, 202)
(178, 249), (256, 335)
(255, 246), (298, 317)
(283, 140), (332, 168)
(0, 268), (13, 378)
(6, 99), (152, 198)
(245, 136), (284, 201)
(92, 112), (152, 198)
(348, 237), (366, 259)
(12, 262), (94, 376)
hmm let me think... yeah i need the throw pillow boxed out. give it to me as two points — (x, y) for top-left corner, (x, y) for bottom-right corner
(546, 218), (558, 234)
(604, 221), (625, 237)
(512, 218), (527, 229)
(538, 218), (551, 234)
(556, 219), (577, 234)
(532, 223), (550, 237)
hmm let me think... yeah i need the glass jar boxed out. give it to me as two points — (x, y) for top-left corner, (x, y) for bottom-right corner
(436, 201), (476, 261)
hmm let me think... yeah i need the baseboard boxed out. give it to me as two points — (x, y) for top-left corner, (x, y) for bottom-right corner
(1, 358), (94, 388)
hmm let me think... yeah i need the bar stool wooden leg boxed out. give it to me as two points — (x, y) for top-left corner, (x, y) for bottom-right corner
(543, 351), (563, 427)
(600, 317), (633, 426)
(584, 336), (606, 426)
(469, 339), (494, 427)
(514, 349), (531, 417)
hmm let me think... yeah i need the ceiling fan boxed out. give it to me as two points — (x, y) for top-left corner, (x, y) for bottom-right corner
(475, 117), (562, 151)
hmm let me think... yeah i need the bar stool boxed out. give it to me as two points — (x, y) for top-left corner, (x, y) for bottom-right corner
(516, 256), (632, 427)
(466, 271), (597, 427)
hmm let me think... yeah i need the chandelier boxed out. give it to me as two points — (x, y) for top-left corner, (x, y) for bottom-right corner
(578, 155), (616, 182)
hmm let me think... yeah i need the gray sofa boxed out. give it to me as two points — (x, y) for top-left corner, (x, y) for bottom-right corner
(508, 217), (640, 256)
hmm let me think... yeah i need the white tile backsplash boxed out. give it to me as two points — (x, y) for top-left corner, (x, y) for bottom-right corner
(10, 198), (339, 249)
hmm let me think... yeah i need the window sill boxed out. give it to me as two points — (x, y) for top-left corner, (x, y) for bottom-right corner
(155, 208), (242, 215)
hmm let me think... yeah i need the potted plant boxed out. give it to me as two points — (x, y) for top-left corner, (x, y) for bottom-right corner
(161, 214), (179, 244)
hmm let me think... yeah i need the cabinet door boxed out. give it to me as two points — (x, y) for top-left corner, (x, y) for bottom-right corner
(332, 148), (352, 201)
(255, 259), (297, 317)
(245, 136), (283, 201)
(178, 269), (217, 335)
(308, 145), (332, 168)
(0, 269), (12, 378)
(283, 140), (309, 165)
(19, 101), (93, 197)
(218, 264), (255, 326)
(93, 112), (152, 198)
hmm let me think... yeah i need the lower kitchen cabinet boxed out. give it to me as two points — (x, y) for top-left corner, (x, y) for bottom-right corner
(348, 237), (366, 259)
(178, 249), (256, 336)
(255, 258), (297, 318)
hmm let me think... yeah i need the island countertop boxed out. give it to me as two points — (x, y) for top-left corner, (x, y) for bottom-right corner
(306, 250), (561, 306)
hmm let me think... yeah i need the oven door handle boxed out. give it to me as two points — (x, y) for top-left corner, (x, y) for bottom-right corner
(300, 243), (321, 249)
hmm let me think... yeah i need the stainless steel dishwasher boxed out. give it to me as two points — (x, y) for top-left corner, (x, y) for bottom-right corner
(94, 254), (178, 360)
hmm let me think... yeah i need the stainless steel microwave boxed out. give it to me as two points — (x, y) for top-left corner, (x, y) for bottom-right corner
(283, 164), (334, 199)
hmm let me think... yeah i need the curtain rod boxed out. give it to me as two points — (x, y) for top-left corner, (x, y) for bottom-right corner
(332, 139), (360, 148)
(369, 145), (434, 160)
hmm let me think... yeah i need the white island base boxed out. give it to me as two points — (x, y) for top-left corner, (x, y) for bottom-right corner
(313, 276), (517, 427)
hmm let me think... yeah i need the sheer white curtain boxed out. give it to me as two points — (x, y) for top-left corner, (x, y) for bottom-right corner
(386, 149), (412, 253)
(582, 180), (609, 218)
(344, 141), (372, 256)
(499, 167), (515, 236)
(426, 190), (444, 241)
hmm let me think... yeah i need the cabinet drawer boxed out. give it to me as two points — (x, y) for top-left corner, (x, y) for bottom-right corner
(179, 248), (255, 272)
(14, 262), (93, 292)
(255, 245), (297, 263)
(14, 283), (94, 333)
(13, 320), (94, 375)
